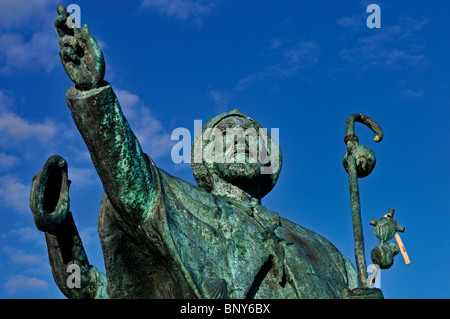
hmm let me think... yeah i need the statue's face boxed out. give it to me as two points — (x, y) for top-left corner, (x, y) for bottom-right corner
(205, 115), (271, 185)
(192, 110), (282, 197)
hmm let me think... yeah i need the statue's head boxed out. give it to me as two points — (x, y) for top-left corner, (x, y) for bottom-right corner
(191, 109), (282, 200)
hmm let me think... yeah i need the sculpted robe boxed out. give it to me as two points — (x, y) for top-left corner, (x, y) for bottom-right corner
(65, 82), (365, 299)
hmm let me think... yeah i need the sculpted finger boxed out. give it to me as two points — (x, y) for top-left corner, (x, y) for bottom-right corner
(57, 5), (67, 16)
(79, 24), (105, 79)
(54, 14), (69, 37)
(54, 6), (74, 37)
(60, 47), (78, 63)
(58, 36), (83, 54)
(79, 24), (101, 51)
(66, 13), (81, 35)
(81, 25), (104, 59)
(78, 24), (93, 46)
(58, 5), (82, 35)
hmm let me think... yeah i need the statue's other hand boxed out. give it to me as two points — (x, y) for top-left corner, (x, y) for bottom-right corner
(30, 155), (70, 233)
(54, 5), (105, 90)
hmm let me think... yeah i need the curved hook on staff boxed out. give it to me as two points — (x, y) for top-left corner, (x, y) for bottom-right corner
(344, 113), (384, 146)
(343, 114), (383, 179)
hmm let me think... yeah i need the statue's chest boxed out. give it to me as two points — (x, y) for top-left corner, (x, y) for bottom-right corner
(166, 200), (290, 298)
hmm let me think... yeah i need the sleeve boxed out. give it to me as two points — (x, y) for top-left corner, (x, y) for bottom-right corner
(65, 81), (158, 220)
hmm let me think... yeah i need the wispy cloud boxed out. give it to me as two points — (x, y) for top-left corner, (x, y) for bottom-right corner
(208, 89), (232, 113)
(0, 113), (56, 145)
(208, 38), (320, 110)
(236, 39), (320, 91)
(4, 275), (47, 293)
(68, 167), (98, 187)
(338, 16), (428, 70)
(0, 152), (20, 169)
(336, 14), (363, 29)
(0, 90), (14, 112)
(115, 89), (141, 117)
(79, 226), (99, 246)
(400, 88), (424, 100)
(2, 247), (42, 265)
(0, 30), (59, 73)
(140, 0), (217, 22)
(0, 176), (29, 213)
(0, 0), (58, 30)
(115, 88), (175, 159)
(0, 89), (57, 147)
(133, 107), (175, 159)
(2, 227), (42, 243)
(0, 0), (59, 73)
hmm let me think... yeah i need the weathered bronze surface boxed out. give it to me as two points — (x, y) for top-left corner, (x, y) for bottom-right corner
(367, 209), (407, 287)
(343, 113), (383, 288)
(29, 6), (384, 299)
(370, 209), (403, 269)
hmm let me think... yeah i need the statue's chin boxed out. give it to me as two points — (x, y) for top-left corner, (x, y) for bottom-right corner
(213, 162), (261, 185)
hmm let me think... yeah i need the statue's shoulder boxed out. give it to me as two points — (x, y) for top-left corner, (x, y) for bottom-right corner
(157, 168), (220, 209)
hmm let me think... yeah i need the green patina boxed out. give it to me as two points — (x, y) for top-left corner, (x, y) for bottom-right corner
(369, 209), (404, 270)
(27, 6), (392, 299)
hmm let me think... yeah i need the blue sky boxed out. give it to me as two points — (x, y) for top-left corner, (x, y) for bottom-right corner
(0, 0), (448, 299)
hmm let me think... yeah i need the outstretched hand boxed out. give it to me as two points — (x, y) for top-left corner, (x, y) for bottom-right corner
(54, 5), (105, 90)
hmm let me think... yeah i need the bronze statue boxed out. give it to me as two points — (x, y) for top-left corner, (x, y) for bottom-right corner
(29, 6), (383, 299)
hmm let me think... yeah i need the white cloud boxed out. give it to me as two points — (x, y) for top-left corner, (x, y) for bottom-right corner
(270, 38), (281, 49)
(115, 89), (141, 118)
(338, 17), (428, 70)
(0, 152), (20, 168)
(337, 15), (363, 29)
(282, 40), (320, 68)
(0, 0), (60, 73)
(0, 90), (56, 145)
(0, 1), (109, 74)
(0, 30), (59, 73)
(236, 39), (320, 91)
(133, 106), (174, 158)
(0, 90), (14, 112)
(400, 88), (424, 100)
(4, 275), (47, 292)
(0, 90), (57, 145)
(0, 0), (58, 30)
(68, 167), (98, 187)
(0, 112), (56, 144)
(208, 38), (320, 110)
(206, 38), (320, 110)
(2, 227), (42, 243)
(79, 226), (99, 246)
(115, 88), (174, 159)
(0, 176), (29, 212)
(3, 247), (42, 265)
(208, 89), (232, 113)
(0, 92), (68, 177)
(141, 0), (216, 22)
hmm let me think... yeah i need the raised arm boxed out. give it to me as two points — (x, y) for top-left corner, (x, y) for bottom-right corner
(54, 6), (158, 217)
